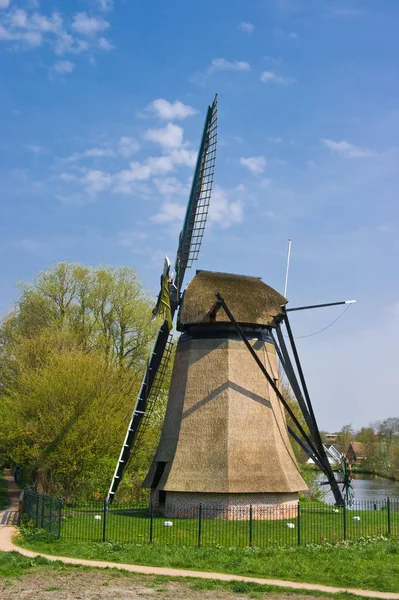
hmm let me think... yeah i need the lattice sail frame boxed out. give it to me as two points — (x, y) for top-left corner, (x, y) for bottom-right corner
(107, 96), (218, 503)
(174, 95), (217, 292)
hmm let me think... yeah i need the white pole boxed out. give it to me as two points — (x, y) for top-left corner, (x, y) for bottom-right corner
(284, 238), (292, 298)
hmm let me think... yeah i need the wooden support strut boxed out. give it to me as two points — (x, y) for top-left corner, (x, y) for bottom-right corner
(214, 293), (326, 468)
(278, 307), (344, 506)
(215, 292), (344, 506)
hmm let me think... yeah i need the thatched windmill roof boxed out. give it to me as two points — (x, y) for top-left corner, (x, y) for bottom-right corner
(179, 270), (287, 328)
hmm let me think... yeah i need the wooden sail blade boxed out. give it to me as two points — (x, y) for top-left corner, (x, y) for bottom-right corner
(106, 324), (173, 502)
(174, 95), (217, 292)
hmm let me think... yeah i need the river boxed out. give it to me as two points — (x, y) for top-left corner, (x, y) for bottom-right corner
(315, 472), (399, 503)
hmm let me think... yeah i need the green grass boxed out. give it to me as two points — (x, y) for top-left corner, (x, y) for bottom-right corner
(0, 473), (9, 510)
(0, 551), (67, 578)
(24, 492), (399, 548)
(15, 533), (399, 593)
(0, 551), (378, 599)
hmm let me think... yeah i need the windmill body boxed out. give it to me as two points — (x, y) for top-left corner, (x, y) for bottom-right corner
(108, 95), (348, 510)
(143, 271), (307, 517)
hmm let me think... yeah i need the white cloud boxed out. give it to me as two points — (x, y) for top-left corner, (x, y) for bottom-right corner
(113, 163), (151, 193)
(113, 155), (176, 194)
(0, 0), (10, 8)
(82, 169), (111, 194)
(169, 147), (197, 167)
(25, 144), (45, 153)
(326, 6), (365, 18)
(153, 177), (189, 197)
(260, 177), (272, 188)
(53, 60), (75, 74)
(67, 147), (114, 162)
(150, 185), (243, 229)
(118, 136), (140, 158)
(240, 156), (267, 174)
(118, 230), (148, 247)
(146, 98), (198, 121)
(60, 169), (113, 196)
(260, 71), (295, 84)
(0, 22), (42, 45)
(144, 123), (184, 149)
(0, 7), (113, 61)
(96, 0), (114, 11)
(151, 202), (186, 223)
(208, 58), (250, 73)
(60, 172), (78, 182)
(322, 139), (372, 158)
(146, 155), (174, 174)
(66, 137), (139, 162)
(288, 32), (298, 38)
(55, 32), (89, 55)
(208, 185), (243, 228)
(71, 12), (109, 35)
(31, 12), (63, 33)
(238, 21), (254, 33)
(10, 9), (28, 27)
(97, 36), (113, 50)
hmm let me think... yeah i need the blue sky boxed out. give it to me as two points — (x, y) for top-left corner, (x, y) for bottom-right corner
(1, 0), (398, 430)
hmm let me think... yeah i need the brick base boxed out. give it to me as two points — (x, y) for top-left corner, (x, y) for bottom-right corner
(150, 490), (299, 520)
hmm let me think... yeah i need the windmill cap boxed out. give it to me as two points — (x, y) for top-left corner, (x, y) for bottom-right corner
(179, 270), (287, 328)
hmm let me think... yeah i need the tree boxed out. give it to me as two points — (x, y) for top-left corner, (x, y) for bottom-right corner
(378, 418), (399, 443)
(0, 263), (170, 499)
(336, 424), (355, 454)
(3, 263), (158, 369)
(0, 330), (139, 498)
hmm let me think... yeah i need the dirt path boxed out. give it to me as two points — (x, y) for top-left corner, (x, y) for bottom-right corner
(0, 469), (20, 527)
(1, 470), (399, 600)
(0, 569), (330, 600)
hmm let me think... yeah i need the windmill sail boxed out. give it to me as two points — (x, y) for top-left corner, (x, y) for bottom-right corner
(107, 95), (218, 503)
(152, 257), (173, 330)
(174, 94), (217, 294)
(106, 323), (173, 503)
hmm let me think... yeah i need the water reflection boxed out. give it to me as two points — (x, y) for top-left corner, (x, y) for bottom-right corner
(315, 472), (399, 503)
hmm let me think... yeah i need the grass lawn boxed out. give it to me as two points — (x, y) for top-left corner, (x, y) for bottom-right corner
(0, 551), (363, 600)
(15, 533), (399, 593)
(0, 473), (9, 510)
(27, 494), (398, 548)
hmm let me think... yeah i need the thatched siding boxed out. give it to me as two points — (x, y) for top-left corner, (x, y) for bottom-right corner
(144, 336), (307, 494)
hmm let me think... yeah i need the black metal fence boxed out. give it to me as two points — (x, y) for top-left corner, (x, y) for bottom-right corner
(22, 489), (399, 548)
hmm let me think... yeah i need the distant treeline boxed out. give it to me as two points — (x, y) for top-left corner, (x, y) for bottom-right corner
(324, 420), (399, 480)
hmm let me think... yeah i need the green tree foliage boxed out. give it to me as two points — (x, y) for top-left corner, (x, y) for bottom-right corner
(336, 424), (355, 454)
(3, 263), (157, 368)
(358, 418), (399, 479)
(0, 263), (170, 500)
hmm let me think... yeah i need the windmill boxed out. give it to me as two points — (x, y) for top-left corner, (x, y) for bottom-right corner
(107, 95), (349, 513)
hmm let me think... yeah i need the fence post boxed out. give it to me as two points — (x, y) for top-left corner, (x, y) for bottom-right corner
(35, 493), (40, 528)
(197, 504), (202, 548)
(387, 497), (391, 535)
(343, 503), (347, 541)
(297, 502), (301, 546)
(49, 496), (53, 534)
(57, 498), (62, 540)
(40, 495), (45, 529)
(149, 502), (153, 544)
(102, 499), (108, 543)
(249, 505), (253, 548)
